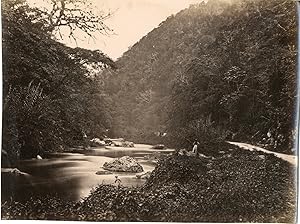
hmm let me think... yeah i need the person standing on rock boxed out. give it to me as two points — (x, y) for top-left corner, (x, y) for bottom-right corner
(192, 139), (199, 155)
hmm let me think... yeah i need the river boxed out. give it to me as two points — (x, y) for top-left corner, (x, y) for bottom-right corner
(2, 144), (174, 202)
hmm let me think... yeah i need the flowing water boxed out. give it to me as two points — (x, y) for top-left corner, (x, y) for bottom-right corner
(2, 144), (174, 202)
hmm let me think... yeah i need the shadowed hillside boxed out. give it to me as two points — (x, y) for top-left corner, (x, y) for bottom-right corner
(106, 0), (297, 153)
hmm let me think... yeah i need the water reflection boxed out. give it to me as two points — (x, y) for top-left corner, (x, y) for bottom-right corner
(2, 144), (174, 202)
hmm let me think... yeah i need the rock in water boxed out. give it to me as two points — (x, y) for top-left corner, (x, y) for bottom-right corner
(128, 142), (134, 147)
(152, 144), (165, 149)
(103, 156), (144, 172)
(112, 141), (123, 147)
(122, 141), (135, 147)
(90, 138), (106, 147)
(36, 155), (43, 160)
(2, 168), (29, 177)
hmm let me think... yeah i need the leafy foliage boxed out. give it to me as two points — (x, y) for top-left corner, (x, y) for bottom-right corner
(2, 0), (115, 161)
(106, 0), (297, 153)
(169, 0), (297, 152)
(2, 147), (296, 222)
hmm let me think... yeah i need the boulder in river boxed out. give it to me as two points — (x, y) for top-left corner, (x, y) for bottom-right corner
(113, 141), (123, 147)
(112, 141), (134, 147)
(1, 168), (29, 177)
(123, 141), (135, 147)
(103, 156), (144, 173)
(90, 138), (106, 147)
(151, 144), (165, 149)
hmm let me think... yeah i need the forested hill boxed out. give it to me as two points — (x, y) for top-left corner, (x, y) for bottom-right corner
(106, 0), (297, 153)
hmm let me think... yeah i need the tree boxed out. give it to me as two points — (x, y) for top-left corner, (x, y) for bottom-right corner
(18, 0), (114, 41)
(2, 0), (115, 161)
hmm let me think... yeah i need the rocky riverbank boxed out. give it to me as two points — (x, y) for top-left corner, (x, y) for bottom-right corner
(1, 143), (296, 222)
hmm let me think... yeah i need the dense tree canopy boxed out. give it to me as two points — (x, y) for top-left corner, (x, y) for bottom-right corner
(168, 0), (297, 152)
(2, 0), (115, 162)
(106, 0), (297, 153)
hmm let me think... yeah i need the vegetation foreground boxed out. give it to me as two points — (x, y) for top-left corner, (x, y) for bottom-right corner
(2, 144), (296, 222)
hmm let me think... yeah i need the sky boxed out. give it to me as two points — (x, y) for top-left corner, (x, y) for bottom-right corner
(29, 0), (203, 60)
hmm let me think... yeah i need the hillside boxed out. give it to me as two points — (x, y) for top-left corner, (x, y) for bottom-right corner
(105, 0), (297, 153)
